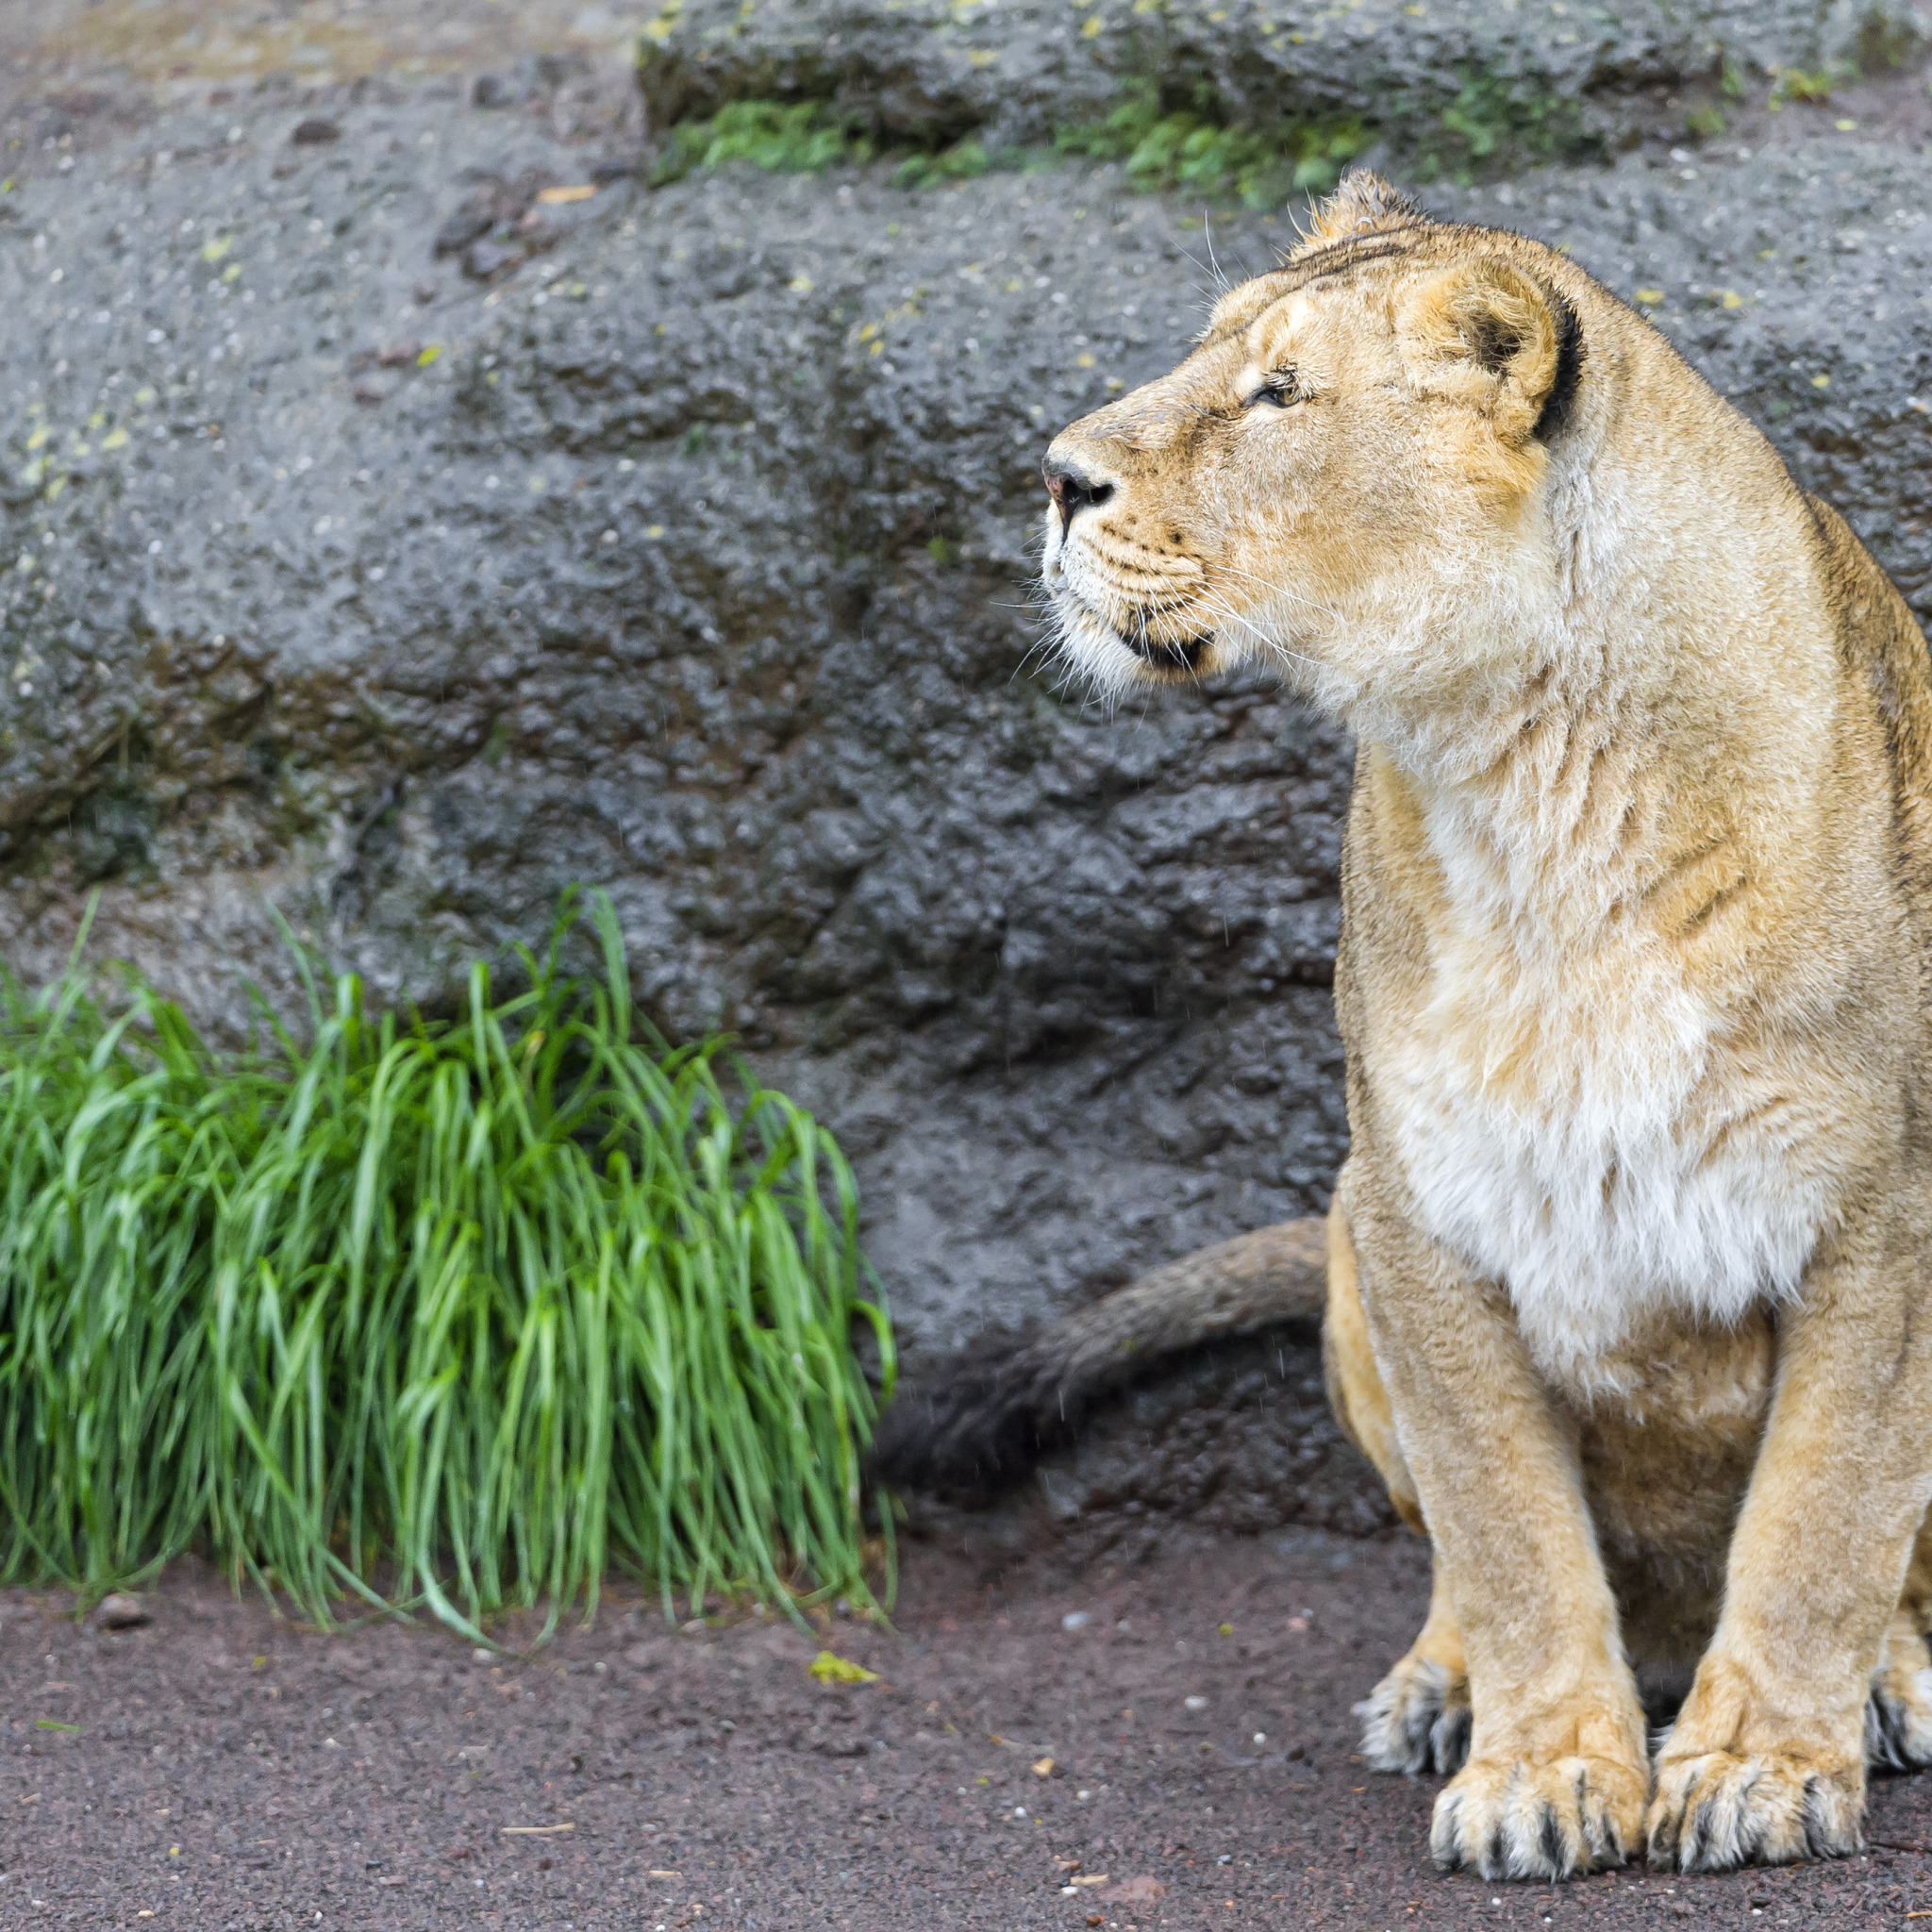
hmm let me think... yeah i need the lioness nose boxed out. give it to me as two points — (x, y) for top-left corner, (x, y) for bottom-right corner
(1042, 458), (1114, 534)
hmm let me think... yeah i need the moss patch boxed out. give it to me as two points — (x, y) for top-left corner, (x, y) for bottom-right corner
(651, 85), (1364, 207)
(649, 101), (875, 186)
(646, 63), (1606, 204)
(1052, 80), (1368, 206)
(1428, 69), (1587, 172)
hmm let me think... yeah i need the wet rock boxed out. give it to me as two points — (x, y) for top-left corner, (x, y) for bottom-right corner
(473, 74), (515, 110)
(433, 202), (496, 257)
(638, 0), (1927, 159)
(1030, 1330), (1399, 1553)
(290, 117), (341, 146)
(460, 237), (521, 280)
(811, 1732), (870, 1757)
(4, 76), (1932, 1376)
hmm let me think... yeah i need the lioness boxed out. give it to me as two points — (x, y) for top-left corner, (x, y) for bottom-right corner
(1039, 171), (1932, 1880)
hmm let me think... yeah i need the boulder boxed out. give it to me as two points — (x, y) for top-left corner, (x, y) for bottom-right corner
(637, 0), (1932, 162)
(4, 73), (1932, 1358)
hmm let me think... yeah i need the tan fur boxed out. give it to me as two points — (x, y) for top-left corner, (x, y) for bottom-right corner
(1041, 171), (1932, 1879)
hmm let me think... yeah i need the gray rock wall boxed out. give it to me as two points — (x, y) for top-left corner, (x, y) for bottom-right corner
(639, 0), (1931, 157)
(6, 46), (1932, 1355)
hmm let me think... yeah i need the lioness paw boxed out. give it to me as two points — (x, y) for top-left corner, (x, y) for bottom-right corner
(1646, 1753), (1861, 1871)
(1868, 1627), (1932, 1773)
(1357, 1655), (1471, 1775)
(1429, 1756), (1644, 1880)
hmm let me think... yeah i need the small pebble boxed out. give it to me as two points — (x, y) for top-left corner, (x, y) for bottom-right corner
(463, 240), (519, 282)
(1061, 1611), (1090, 1631)
(1184, 1695), (1208, 1712)
(95, 1592), (151, 1631)
(472, 1647), (491, 1662)
(291, 118), (341, 146)
(1253, 1732), (1266, 1744)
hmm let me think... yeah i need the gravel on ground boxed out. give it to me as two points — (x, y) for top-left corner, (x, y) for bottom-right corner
(9, 1530), (1932, 1927)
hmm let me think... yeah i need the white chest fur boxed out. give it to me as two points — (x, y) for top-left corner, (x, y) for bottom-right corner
(1381, 905), (1834, 1383)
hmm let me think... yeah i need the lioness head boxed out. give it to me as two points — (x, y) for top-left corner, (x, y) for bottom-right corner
(1041, 172), (1601, 726)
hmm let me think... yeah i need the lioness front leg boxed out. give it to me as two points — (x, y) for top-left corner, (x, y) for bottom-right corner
(1649, 1219), (1932, 1872)
(1345, 1173), (1648, 1881)
(1867, 1513), (1932, 1774)
(1357, 1554), (1473, 1775)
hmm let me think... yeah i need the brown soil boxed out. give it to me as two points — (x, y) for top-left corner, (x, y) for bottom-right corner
(8, 1528), (1932, 1928)
(8, 6), (1932, 1925)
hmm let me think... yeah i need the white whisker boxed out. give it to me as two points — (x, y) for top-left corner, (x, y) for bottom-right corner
(1191, 588), (1325, 681)
(1203, 213), (1229, 296)
(1209, 558), (1342, 626)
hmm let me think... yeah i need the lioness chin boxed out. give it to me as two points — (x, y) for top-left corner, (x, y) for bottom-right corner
(1039, 170), (1932, 1881)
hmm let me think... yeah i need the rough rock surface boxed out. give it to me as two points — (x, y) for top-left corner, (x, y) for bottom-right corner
(1025, 1330), (1401, 1554)
(640, 0), (1932, 158)
(896, 1330), (1401, 1581)
(7, 17), (1932, 1546)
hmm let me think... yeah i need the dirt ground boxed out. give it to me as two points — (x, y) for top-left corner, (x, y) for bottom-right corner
(12, 5), (1932, 1927)
(6, 1526), (1932, 1929)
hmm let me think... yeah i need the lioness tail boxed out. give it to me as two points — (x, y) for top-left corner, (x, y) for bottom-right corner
(867, 1217), (1326, 1495)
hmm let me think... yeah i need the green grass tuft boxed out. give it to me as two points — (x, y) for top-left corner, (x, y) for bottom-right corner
(650, 84), (1364, 208)
(1768, 65), (1840, 107)
(1427, 69), (1586, 175)
(649, 101), (874, 185)
(646, 60), (1615, 206)
(1054, 81), (1368, 206)
(0, 890), (893, 1639)
(891, 140), (995, 192)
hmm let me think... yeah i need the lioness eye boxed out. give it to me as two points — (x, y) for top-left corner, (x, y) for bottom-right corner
(1246, 367), (1300, 409)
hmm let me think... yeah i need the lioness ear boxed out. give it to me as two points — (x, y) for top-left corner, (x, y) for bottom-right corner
(1290, 169), (1424, 258)
(1397, 258), (1580, 446)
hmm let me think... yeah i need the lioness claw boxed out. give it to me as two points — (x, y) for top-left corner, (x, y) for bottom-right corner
(1646, 1753), (1861, 1872)
(1357, 1654), (1471, 1777)
(1429, 1757), (1641, 1880)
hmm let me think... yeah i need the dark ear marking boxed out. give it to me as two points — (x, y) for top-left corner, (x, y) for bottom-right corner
(1533, 290), (1584, 441)
(1465, 311), (1524, 373)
